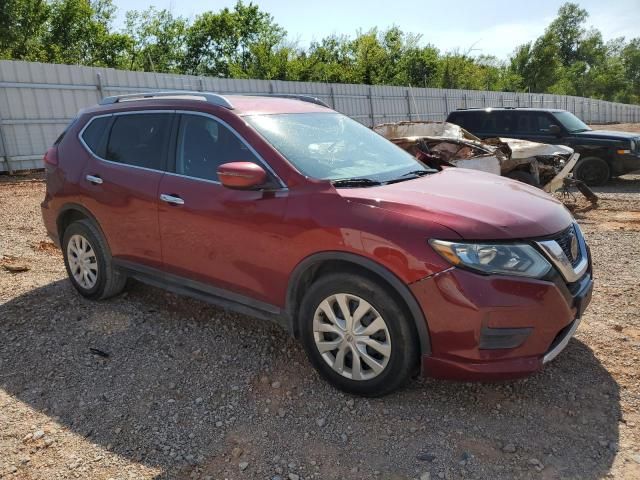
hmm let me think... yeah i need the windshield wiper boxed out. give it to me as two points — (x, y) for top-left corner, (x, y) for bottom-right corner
(385, 169), (436, 184)
(571, 128), (591, 133)
(331, 177), (382, 188)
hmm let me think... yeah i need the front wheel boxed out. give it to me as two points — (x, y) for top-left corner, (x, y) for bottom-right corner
(573, 156), (610, 186)
(505, 170), (540, 187)
(299, 273), (418, 396)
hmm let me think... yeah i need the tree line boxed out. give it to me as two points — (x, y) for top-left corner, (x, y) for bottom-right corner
(1, 1), (639, 104)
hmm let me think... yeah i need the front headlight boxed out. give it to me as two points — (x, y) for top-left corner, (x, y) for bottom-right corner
(429, 240), (551, 278)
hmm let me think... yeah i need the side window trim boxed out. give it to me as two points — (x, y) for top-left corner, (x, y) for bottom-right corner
(78, 110), (175, 174)
(173, 110), (287, 189)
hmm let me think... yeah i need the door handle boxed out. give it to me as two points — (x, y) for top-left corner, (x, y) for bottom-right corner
(86, 174), (103, 185)
(160, 193), (184, 206)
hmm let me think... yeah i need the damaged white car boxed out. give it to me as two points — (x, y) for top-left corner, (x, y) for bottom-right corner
(374, 121), (597, 203)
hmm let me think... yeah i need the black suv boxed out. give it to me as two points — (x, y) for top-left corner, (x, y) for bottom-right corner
(446, 108), (640, 185)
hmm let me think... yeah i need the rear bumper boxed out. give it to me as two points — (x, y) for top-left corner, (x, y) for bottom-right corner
(412, 267), (593, 381)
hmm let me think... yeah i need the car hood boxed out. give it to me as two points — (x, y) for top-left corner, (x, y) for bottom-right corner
(340, 168), (573, 240)
(574, 129), (639, 141)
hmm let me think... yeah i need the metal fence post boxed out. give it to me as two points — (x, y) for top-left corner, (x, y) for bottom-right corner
(0, 121), (13, 174)
(500, 95), (504, 107)
(406, 88), (412, 121)
(96, 72), (104, 101)
(197, 77), (204, 92)
(463, 93), (468, 109)
(482, 94), (486, 108)
(368, 86), (375, 127)
(330, 85), (336, 110)
(443, 92), (449, 118)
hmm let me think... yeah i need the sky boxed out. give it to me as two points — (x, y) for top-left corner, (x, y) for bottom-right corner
(112, 0), (640, 59)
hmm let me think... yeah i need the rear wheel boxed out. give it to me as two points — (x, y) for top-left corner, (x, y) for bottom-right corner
(62, 219), (127, 300)
(573, 156), (610, 186)
(299, 273), (418, 396)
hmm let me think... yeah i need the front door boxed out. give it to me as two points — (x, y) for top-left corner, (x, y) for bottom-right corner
(158, 113), (289, 304)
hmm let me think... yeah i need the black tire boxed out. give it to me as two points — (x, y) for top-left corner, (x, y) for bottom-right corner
(299, 272), (419, 397)
(573, 156), (610, 186)
(505, 170), (540, 187)
(62, 219), (127, 300)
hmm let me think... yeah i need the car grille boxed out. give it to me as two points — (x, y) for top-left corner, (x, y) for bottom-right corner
(553, 225), (581, 267)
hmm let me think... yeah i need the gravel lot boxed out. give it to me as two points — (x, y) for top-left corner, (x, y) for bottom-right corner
(1, 126), (640, 479)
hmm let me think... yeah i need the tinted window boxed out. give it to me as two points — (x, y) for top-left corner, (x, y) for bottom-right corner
(448, 111), (480, 131)
(106, 114), (172, 169)
(81, 116), (110, 157)
(176, 114), (259, 181)
(514, 112), (555, 134)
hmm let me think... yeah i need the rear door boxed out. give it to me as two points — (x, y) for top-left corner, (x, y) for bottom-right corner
(80, 111), (175, 269)
(157, 112), (289, 304)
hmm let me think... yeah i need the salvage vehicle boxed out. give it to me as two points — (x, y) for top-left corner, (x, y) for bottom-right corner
(374, 121), (578, 188)
(374, 121), (598, 203)
(41, 92), (593, 396)
(446, 107), (640, 186)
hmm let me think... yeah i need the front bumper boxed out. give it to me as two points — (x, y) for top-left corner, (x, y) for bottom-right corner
(613, 152), (640, 176)
(412, 267), (593, 381)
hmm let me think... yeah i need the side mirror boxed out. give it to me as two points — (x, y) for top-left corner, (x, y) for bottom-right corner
(217, 162), (267, 189)
(549, 124), (562, 136)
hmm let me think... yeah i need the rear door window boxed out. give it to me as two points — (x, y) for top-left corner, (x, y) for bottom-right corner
(105, 113), (173, 170)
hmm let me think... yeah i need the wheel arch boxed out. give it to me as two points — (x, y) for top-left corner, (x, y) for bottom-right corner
(56, 203), (109, 250)
(285, 251), (432, 356)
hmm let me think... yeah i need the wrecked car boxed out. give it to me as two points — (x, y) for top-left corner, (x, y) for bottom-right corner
(373, 121), (596, 202)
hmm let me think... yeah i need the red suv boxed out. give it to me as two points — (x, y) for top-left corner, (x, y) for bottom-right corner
(41, 92), (593, 396)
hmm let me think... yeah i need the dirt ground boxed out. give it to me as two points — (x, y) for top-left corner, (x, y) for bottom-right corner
(589, 124), (640, 133)
(1, 125), (640, 480)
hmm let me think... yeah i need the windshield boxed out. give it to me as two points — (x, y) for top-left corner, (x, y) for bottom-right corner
(245, 113), (430, 183)
(553, 111), (591, 133)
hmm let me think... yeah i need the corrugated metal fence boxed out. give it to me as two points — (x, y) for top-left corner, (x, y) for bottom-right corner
(1, 59), (640, 173)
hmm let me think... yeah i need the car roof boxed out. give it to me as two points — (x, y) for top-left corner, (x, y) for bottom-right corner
(84, 92), (332, 116)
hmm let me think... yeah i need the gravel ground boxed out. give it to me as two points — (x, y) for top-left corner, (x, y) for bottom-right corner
(1, 126), (640, 480)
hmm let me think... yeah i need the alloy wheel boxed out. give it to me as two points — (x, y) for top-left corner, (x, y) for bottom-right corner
(67, 234), (98, 289)
(313, 293), (391, 381)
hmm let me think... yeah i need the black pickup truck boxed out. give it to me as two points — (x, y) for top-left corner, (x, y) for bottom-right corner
(446, 108), (640, 185)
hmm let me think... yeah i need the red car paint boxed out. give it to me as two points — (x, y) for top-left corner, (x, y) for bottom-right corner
(41, 95), (593, 381)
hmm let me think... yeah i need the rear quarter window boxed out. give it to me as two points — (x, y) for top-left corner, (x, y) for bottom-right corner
(81, 116), (111, 158)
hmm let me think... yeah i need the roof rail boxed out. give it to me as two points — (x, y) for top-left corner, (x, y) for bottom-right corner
(455, 106), (516, 111)
(99, 91), (234, 109)
(261, 94), (330, 108)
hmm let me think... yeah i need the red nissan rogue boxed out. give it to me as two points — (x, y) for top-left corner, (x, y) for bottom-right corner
(41, 92), (593, 396)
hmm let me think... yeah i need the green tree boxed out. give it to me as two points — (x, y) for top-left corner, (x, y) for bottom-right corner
(124, 7), (187, 72)
(183, 1), (284, 77)
(0, 0), (49, 60)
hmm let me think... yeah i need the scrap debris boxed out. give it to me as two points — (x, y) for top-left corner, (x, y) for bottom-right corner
(1, 255), (30, 273)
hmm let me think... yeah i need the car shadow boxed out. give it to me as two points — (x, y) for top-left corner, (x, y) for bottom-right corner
(0, 279), (620, 479)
